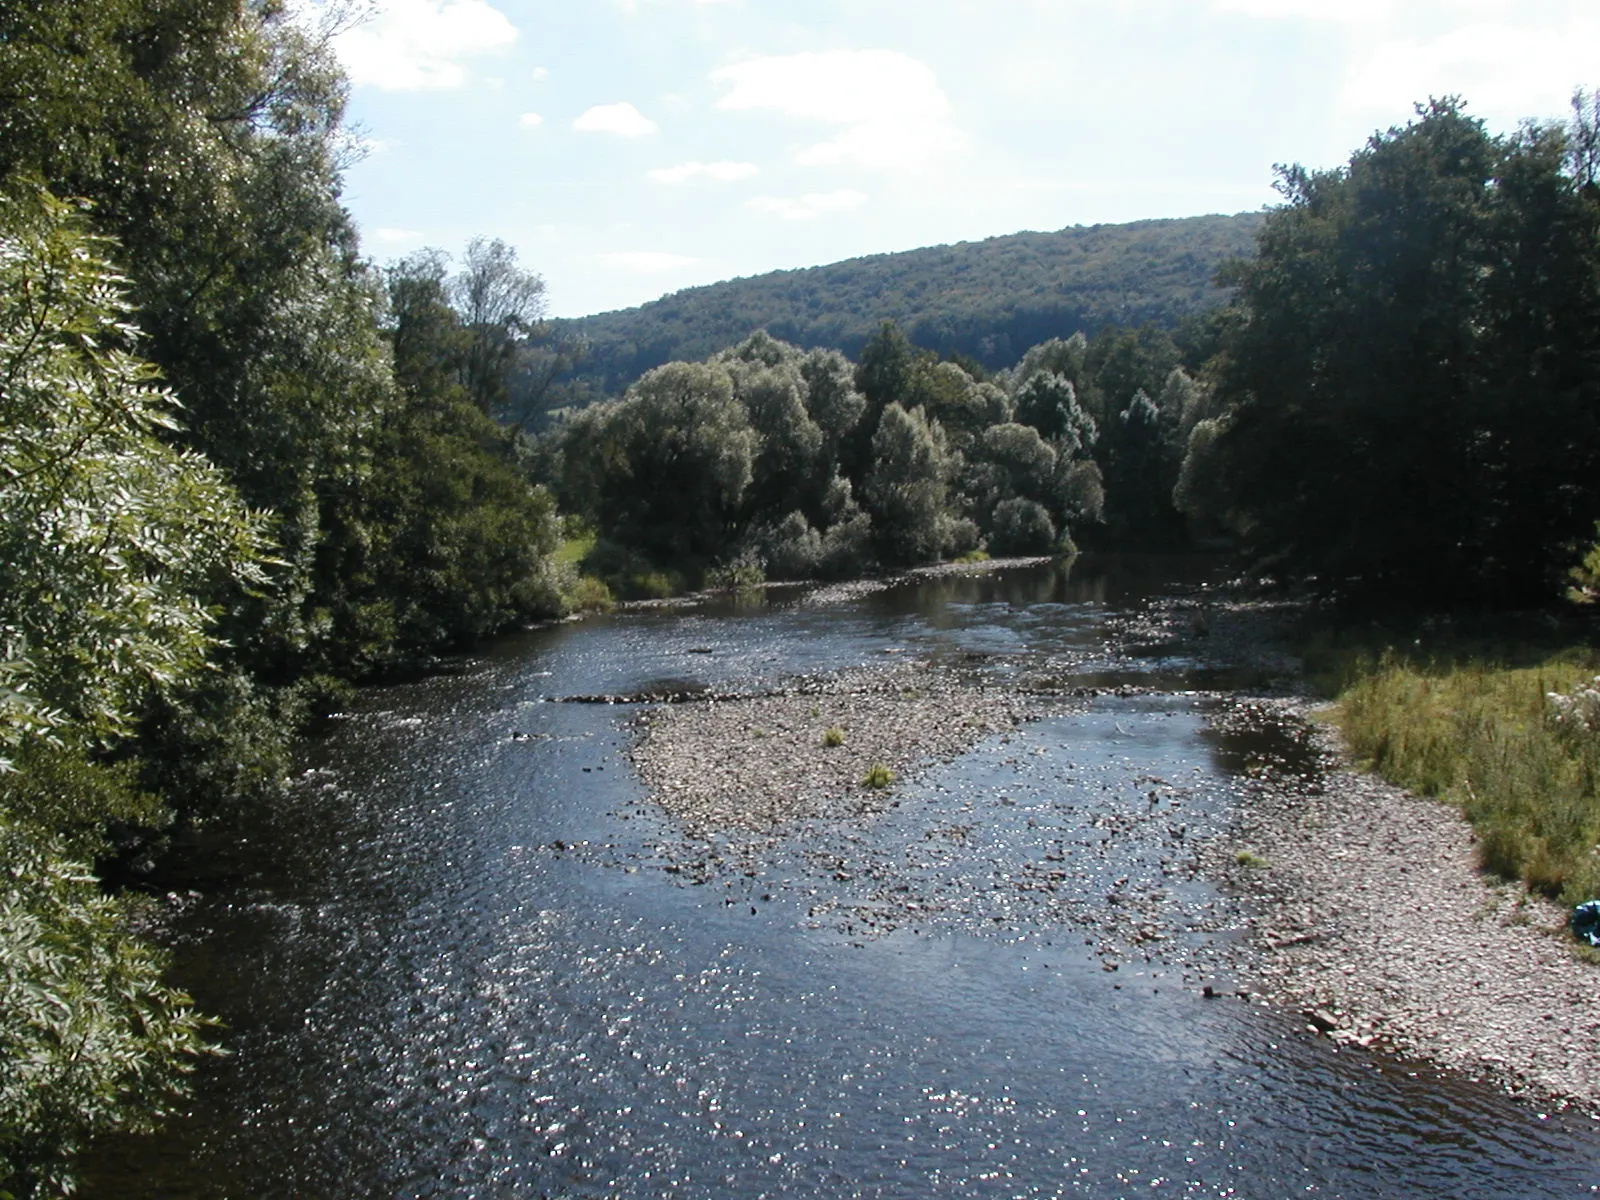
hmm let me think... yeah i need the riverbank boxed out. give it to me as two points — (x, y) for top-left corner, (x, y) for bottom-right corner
(1143, 589), (1600, 1112)
(1215, 695), (1600, 1113)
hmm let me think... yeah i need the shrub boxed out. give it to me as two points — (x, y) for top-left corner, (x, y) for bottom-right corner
(704, 551), (765, 591)
(563, 574), (614, 614)
(988, 497), (1057, 555)
(861, 763), (894, 788)
(822, 726), (846, 747)
(752, 512), (821, 580)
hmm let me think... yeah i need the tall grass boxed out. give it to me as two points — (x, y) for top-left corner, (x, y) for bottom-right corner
(1337, 653), (1600, 903)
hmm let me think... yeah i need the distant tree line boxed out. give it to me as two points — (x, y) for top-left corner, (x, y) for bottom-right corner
(534, 320), (1214, 590)
(556, 213), (1261, 400)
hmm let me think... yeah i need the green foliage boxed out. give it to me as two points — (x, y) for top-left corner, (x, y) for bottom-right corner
(0, 187), (269, 757)
(989, 497), (1058, 556)
(822, 726), (846, 748)
(863, 403), (957, 566)
(565, 215), (1262, 393)
(1198, 98), (1600, 604)
(560, 574), (615, 614)
(1568, 524), (1600, 604)
(353, 255), (564, 659)
(0, 188), (259, 1198)
(583, 361), (758, 568)
(704, 554), (766, 591)
(1338, 653), (1600, 902)
(0, 828), (216, 1199)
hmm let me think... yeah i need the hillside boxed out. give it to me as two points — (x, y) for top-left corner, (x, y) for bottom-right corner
(562, 212), (1263, 394)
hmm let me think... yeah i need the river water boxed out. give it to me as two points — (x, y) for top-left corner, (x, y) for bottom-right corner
(85, 558), (1600, 1198)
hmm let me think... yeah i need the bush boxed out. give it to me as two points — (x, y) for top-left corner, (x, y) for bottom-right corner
(704, 551), (766, 591)
(818, 512), (874, 579)
(752, 512), (822, 580)
(988, 497), (1057, 555)
(822, 726), (846, 747)
(562, 574), (614, 614)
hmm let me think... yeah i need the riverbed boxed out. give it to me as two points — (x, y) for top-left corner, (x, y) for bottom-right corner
(83, 557), (1600, 1198)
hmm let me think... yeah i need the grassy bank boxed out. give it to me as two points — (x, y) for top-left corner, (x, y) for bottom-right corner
(1326, 643), (1600, 904)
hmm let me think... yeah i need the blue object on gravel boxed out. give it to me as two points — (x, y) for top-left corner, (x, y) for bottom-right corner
(1572, 900), (1600, 946)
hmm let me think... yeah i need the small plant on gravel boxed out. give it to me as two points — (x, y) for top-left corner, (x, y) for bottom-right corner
(822, 726), (845, 748)
(861, 763), (894, 789)
(1235, 849), (1270, 869)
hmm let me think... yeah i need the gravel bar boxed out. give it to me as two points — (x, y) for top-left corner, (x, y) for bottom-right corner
(629, 660), (1027, 837)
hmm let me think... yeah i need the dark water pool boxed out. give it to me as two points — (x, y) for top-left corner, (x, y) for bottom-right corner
(84, 557), (1600, 1198)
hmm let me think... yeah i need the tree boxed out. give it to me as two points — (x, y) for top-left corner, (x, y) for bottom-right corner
(0, 188), (266, 1199)
(452, 236), (549, 418)
(0, 0), (395, 682)
(357, 253), (564, 655)
(715, 334), (823, 523)
(1205, 97), (1600, 603)
(589, 362), (759, 565)
(863, 404), (959, 565)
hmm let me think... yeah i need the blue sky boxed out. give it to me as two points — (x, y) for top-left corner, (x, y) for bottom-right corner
(311, 0), (1599, 318)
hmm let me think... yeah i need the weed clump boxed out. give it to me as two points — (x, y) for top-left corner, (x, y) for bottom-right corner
(861, 763), (893, 789)
(821, 726), (845, 748)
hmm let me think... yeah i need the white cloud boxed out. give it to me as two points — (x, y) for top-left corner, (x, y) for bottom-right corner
(647, 160), (760, 184)
(711, 50), (962, 171)
(1338, 19), (1600, 127)
(374, 227), (424, 243)
(532, 66), (550, 81)
(747, 189), (867, 221)
(575, 102), (660, 137)
(1211, 0), (1394, 20)
(601, 251), (700, 272)
(328, 0), (517, 91)
(519, 112), (544, 127)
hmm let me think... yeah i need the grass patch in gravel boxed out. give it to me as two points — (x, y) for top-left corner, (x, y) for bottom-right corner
(1336, 651), (1600, 904)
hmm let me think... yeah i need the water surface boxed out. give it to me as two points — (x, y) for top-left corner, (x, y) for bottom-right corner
(86, 557), (1600, 1198)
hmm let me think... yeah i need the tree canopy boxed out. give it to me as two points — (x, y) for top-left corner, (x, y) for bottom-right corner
(1184, 97), (1600, 604)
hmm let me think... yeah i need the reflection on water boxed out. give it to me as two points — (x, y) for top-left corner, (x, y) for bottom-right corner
(84, 557), (1600, 1198)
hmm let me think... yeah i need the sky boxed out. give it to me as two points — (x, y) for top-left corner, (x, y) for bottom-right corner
(309, 0), (1600, 318)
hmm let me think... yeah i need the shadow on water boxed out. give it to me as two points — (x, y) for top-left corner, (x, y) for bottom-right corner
(81, 556), (1600, 1199)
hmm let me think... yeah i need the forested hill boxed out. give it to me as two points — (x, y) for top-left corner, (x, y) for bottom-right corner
(564, 212), (1262, 394)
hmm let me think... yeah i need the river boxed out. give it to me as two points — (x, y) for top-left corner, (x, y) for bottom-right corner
(84, 557), (1600, 1198)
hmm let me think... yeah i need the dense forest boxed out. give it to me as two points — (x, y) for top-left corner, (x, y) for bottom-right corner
(2, 0), (1599, 1194)
(558, 213), (1260, 398)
